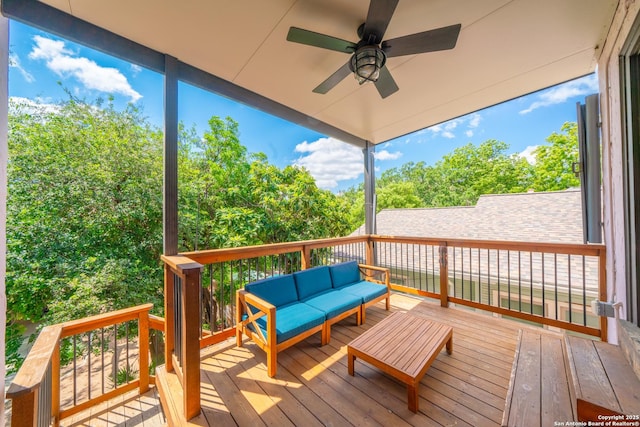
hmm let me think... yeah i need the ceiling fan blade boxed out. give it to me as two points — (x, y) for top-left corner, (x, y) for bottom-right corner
(313, 62), (352, 94)
(382, 23), (461, 57)
(374, 66), (399, 99)
(362, 0), (399, 44)
(287, 27), (357, 54)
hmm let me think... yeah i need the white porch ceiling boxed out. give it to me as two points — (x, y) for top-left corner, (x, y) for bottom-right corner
(38, 0), (617, 145)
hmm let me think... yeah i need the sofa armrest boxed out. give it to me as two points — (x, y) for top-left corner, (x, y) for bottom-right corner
(358, 264), (391, 290)
(237, 289), (276, 346)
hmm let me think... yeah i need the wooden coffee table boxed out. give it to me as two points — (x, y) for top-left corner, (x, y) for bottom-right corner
(347, 311), (453, 413)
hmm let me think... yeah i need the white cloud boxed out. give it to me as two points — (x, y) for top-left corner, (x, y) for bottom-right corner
(293, 137), (402, 189)
(519, 74), (598, 114)
(426, 112), (481, 140)
(9, 96), (60, 115)
(519, 145), (539, 164)
(293, 137), (363, 189)
(468, 113), (481, 128)
(9, 53), (35, 83)
(131, 64), (143, 75)
(29, 35), (142, 102)
(374, 149), (402, 161)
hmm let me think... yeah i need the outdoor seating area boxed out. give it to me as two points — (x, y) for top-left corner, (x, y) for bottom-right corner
(236, 261), (391, 377)
(157, 292), (562, 426)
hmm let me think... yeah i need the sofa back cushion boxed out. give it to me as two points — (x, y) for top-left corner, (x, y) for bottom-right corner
(329, 261), (361, 288)
(245, 275), (298, 308)
(293, 266), (332, 300)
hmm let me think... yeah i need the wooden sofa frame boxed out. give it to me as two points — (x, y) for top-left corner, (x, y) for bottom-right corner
(236, 263), (391, 377)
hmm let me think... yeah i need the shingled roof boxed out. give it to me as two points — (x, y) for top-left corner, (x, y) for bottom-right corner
(353, 189), (584, 243)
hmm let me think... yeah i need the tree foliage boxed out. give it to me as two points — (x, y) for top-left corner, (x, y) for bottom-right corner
(531, 122), (580, 191)
(6, 100), (348, 371)
(178, 116), (349, 251)
(339, 124), (580, 231)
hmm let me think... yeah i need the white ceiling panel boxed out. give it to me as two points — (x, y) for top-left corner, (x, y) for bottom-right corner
(34, 0), (618, 145)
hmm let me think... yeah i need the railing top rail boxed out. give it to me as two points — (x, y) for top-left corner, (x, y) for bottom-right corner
(370, 235), (606, 256)
(181, 235), (369, 264)
(161, 254), (203, 273)
(60, 303), (153, 338)
(149, 314), (165, 331)
(6, 324), (62, 398)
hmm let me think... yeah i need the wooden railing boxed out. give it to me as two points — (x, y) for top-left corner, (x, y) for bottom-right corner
(370, 236), (607, 341)
(6, 304), (158, 427)
(9, 234), (607, 425)
(179, 234), (607, 345)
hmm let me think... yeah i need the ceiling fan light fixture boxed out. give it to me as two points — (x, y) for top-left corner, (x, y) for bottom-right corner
(350, 46), (386, 84)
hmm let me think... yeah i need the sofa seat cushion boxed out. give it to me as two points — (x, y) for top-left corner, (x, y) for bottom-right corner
(245, 275), (298, 308)
(338, 281), (388, 303)
(293, 266), (333, 300)
(329, 261), (361, 288)
(301, 289), (362, 320)
(253, 302), (325, 344)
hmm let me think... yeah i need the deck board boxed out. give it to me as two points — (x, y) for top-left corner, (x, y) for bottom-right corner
(68, 293), (571, 426)
(158, 293), (569, 426)
(60, 387), (165, 427)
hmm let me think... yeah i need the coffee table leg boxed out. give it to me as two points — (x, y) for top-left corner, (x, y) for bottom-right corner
(408, 383), (419, 413)
(348, 350), (355, 376)
(446, 335), (453, 355)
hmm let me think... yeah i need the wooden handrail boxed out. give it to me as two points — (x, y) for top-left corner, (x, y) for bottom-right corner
(60, 303), (153, 338)
(370, 235), (605, 256)
(181, 235), (369, 264)
(7, 304), (154, 427)
(149, 314), (165, 331)
(6, 325), (62, 399)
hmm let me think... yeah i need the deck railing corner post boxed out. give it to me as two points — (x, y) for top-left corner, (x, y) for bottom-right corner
(439, 244), (449, 308)
(182, 265), (202, 420)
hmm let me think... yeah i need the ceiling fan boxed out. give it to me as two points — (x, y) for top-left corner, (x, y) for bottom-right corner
(286, 0), (461, 98)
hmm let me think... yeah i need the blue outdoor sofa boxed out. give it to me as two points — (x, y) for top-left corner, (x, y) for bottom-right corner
(235, 261), (391, 377)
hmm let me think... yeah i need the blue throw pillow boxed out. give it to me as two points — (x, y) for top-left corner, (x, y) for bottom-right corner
(293, 266), (332, 300)
(329, 261), (361, 288)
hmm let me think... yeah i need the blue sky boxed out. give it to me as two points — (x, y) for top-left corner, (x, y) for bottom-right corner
(8, 21), (599, 192)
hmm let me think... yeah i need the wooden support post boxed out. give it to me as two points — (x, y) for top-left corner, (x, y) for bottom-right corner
(52, 342), (60, 427)
(439, 245), (449, 308)
(10, 390), (37, 427)
(365, 237), (375, 266)
(301, 245), (311, 270)
(181, 266), (202, 420)
(138, 311), (150, 394)
(163, 263), (175, 373)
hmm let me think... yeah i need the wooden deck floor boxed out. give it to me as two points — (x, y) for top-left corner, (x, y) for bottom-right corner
(60, 387), (166, 427)
(160, 293), (565, 426)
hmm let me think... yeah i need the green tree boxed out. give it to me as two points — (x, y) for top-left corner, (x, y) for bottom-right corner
(7, 97), (165, 369)
(178, 116), (349, 250)
(531, 122), (580, 191)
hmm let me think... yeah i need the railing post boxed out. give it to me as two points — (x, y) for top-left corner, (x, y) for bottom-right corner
(139, 310), (150, 394)
(52, 342), (60, 427)
(439, 244), (449, 307)
(7, 324), (62, 427)
(164, 262), (175, 373)
(182, 265), (202, 420)
(366, 236), (375, 266)
(162, 255), (203, 421)
(10, 389), (37, 427)
(301, 245), (311, 270)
